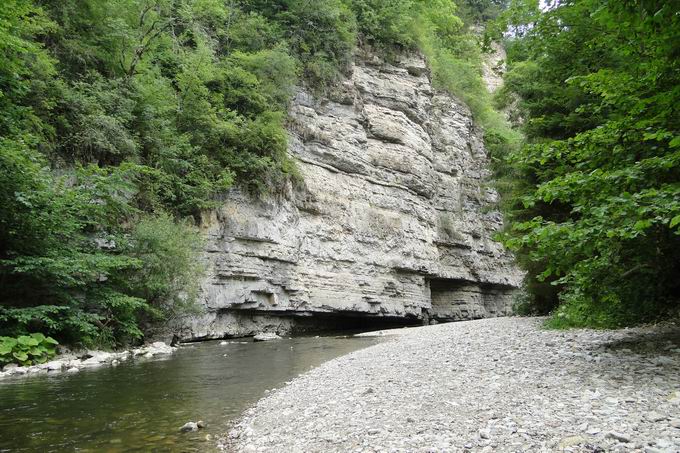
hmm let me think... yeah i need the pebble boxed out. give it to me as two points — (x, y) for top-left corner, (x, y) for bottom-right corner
(607, 432), (631, 443)
(647, 411), (666, 422)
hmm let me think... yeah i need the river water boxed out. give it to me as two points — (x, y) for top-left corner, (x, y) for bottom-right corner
(0, 334), (380, 452)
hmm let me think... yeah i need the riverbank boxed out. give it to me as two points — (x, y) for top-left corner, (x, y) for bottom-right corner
(0, 341), (175, 379)
(225, 317), (680, 452)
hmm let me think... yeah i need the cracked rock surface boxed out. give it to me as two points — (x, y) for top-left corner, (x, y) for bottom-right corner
(224, 317), (680, 452)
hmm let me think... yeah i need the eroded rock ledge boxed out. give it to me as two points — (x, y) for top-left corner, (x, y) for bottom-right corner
(181, 51), (522, 340)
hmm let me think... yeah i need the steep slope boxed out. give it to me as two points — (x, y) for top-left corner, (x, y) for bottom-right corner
(181, 51), (523, 339)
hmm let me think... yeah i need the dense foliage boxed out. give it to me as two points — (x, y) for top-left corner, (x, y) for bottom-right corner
(1, 0), (509, 352)
(492, 0), (680, 327)
(1, 0), (305, 348)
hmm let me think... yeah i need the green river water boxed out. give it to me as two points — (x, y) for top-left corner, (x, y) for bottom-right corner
(0, 335), (380, 452)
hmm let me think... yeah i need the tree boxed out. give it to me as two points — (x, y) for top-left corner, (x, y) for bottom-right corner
(494, 0), (680, 326)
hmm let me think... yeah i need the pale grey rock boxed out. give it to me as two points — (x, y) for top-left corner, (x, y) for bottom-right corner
(150, 341), (169, 350)
(180, 422), (199, 433)
(481, 39), (506, 94)
(654, 356), (674, 366)
(45, 360), (64, 371)
(607, 432), (631, 443)
(181, 52), (522, 340)
(64, 359), (82, 369)
(647, 411), (667, 422)
(84, 351), (114, 363)
(94, 237), (116, 250)
(66, 367), (80, 373)
(132, 342), (174, 357)
(253, 333), (281, 342)
(80, 357), (104, 368)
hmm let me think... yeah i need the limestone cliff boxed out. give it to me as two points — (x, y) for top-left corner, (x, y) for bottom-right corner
(181, 51), (523, 339)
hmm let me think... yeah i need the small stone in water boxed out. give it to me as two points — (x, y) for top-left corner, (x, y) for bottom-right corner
(180, 422), (199, 433)
(253, 332), (281, 342)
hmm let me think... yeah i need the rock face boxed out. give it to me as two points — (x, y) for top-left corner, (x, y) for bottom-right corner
(181, 51), (522, 340)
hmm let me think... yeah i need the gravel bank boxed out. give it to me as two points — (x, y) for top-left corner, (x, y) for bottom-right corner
(225, 317), (680, 452)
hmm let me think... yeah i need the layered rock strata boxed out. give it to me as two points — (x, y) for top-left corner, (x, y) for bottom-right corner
(181, 52), (522, 339)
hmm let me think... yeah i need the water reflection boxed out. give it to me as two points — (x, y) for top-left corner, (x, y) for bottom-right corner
(0, 335), (379, 452)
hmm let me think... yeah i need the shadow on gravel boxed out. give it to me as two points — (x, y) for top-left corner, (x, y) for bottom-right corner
(600, 325), (680, 355)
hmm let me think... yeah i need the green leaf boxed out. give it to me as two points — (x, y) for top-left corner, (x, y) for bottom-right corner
(633, 220), (652, 231)
(12, 351), (28, 362)
(670, 215), (680, 228)
(18, 336), (39, 347)
(30, 332), (46, 342)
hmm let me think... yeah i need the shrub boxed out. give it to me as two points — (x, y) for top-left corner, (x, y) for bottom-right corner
(126, 213), (205, 322)
(0, 333), (58, 366)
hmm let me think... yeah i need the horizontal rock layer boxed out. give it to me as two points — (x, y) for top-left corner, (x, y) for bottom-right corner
(181, 52), (522, 340)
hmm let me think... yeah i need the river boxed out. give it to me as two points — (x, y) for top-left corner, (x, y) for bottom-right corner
(0, 334), (380, 452)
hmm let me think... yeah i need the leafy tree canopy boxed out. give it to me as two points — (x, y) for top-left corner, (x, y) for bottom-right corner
(491, 0), (680, 326)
